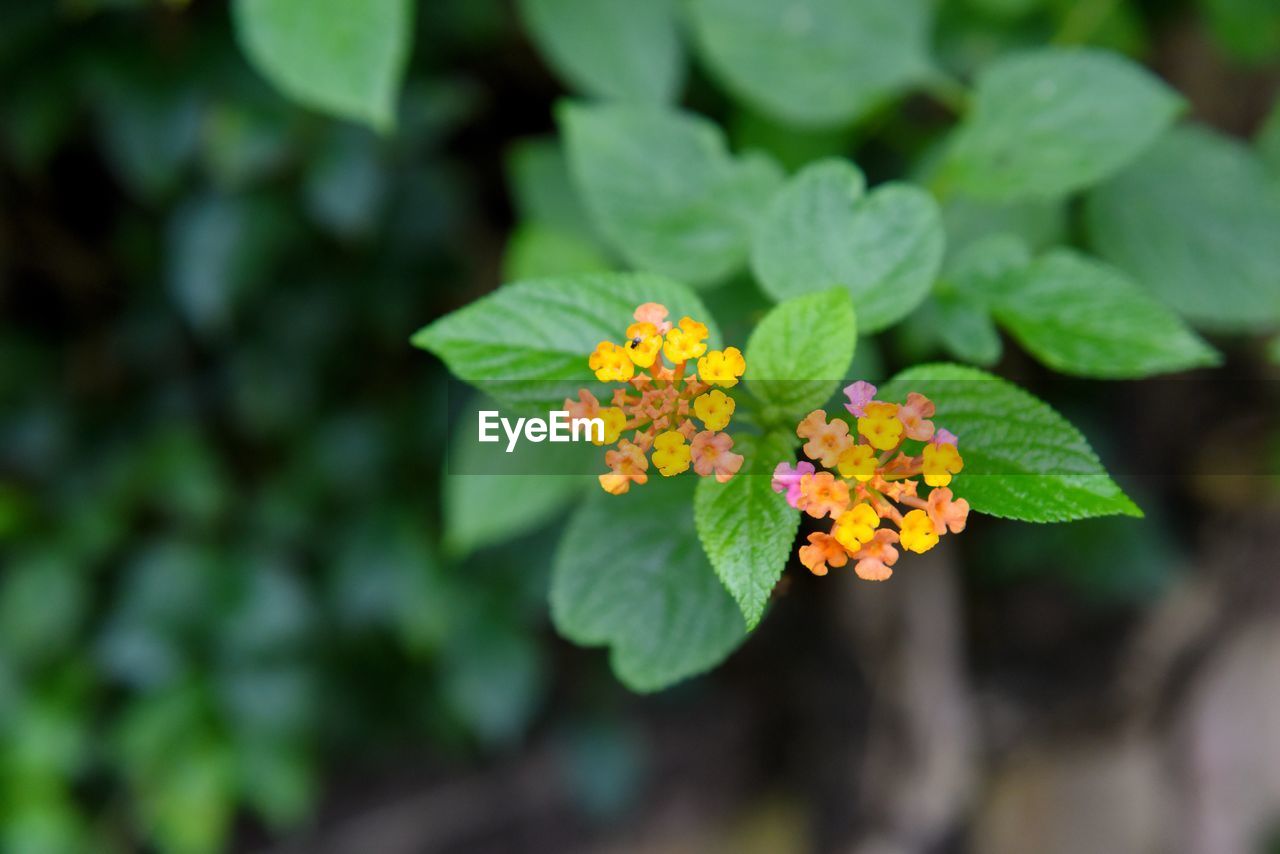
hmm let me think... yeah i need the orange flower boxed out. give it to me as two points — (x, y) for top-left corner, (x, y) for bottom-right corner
(853, 529), (899, 581)
(799, 411), (853, 468)
(796, 409), (829, 440)
(795, 471), (849, 519)
(563, 388), (601, 422)
(774, 387), (968, 583)
(925, 487), (970, 534)
(633, 302), (672, 334)
(599, 439), (648, 495)
(897, 392), (936, 442)
(798, 532), (849, 577)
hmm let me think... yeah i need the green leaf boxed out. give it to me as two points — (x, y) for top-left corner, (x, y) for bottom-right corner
(931, 293), (1002, 367)
(411, 272), (718, 412)
(751, 159), (943, 331)
(731, 108), (858, 174)
(502, 222), (612, 281)
(929, 233), (1031, 367)
(233, 0), (412, 131)
(744, 287), (856, 423)
(939, 47), (1183, 201)
(688, 0), (933, 129)
(694, 432), (800, 630)
(444, 406), (590, 557)
(507, 137), (597, 241)
(561, 102), (784, 286)
(0, 551), (86, 664)
(943, 233), (1032, 293)
(939, 195), (1066, 259)
(166, 193), (288, 335)
(991, 249), (1220, 378)
(517, 0), (684, 104)
(1085, 125), (1280, 331)
(89, 62), (202, 201)
(303, 126), (388, 239)
(236, 739), (315, 828)
(881, 363), (1141, 522)
(551, 478), (747, 692)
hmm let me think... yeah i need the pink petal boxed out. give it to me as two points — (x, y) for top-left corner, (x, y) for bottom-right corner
(843, 381), (877, 417)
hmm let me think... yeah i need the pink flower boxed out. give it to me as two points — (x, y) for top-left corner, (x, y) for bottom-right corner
(897, 392), (936, 442)
(691, 431), (744, 483)
(633, 302), (672, 334)
(772, 460), (816, 508)
(932, 428), (958, 447)
(843, 381), (877, 418)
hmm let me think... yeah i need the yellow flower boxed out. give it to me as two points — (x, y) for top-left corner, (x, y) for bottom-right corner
(922, 441), (963, 488)
(836, 444), (876, 482)
(651, 430), (691, 477)
(833, 504), (879, 552)
(624, 321), (663, 368)
(588, 341), (633, 383)
(697, 347), (746, 388)
(693, 389), (735, 431)
(857, 401), (903, 451)
(677, 316), (708, 339)
(595, 407), (627, 446)
(662, 316), (709, 363)
(899, 509), (939, 553)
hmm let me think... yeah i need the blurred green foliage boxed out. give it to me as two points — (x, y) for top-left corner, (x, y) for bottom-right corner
(1, 0), (1277, 850)
(0, 1), (570, 851)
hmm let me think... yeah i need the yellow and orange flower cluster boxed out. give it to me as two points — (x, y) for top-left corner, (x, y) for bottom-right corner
(772, 381), (970, 581)
(567, 302), (746, 495)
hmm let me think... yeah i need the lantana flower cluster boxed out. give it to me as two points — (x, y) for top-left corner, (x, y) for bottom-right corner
(567, 302), (746, 495)
(773, 381), (970, 582)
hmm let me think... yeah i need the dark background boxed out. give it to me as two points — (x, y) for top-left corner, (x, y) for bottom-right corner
(2, 1), (1279, 852)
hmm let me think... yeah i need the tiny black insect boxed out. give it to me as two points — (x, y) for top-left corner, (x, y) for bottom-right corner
(630, 336), (643, 348)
